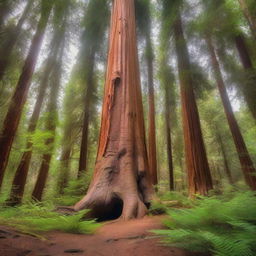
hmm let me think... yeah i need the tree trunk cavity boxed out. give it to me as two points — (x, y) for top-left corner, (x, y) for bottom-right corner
(207, 35), (256, 190)
(173, 12), (213, 197)
(74, 0), (153, 221)
(0, 1), (52, 189)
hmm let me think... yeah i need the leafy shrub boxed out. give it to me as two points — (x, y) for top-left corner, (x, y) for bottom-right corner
(153, 191), (256, 256)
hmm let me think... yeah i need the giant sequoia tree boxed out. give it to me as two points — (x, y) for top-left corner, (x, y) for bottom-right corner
(74, 0), (153, 220)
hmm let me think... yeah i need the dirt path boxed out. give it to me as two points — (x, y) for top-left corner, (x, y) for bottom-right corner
(0, 216), (199, 256)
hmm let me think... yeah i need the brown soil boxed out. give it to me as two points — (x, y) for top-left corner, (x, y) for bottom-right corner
(0, 216), (202, 256)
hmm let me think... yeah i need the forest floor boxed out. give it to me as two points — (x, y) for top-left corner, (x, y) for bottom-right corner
(0, 215), (202, 256)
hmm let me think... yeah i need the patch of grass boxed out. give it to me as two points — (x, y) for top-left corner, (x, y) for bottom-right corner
(153, 191), (256, 256)
(0, 202), (100, 237)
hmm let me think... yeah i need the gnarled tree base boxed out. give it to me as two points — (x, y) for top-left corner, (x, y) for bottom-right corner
(74, 151), (152, 221)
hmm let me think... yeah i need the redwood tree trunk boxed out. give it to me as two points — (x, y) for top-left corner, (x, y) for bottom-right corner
(0, 0), (34, 80)
(146, 34), (158, 186)
(0, 1), (52, 188)
(207, 35), (256, 190)
(234, 34), (256, 119)
(77, 53), (95, 178)
(74, 0), (153, 220)
(238, 0), (256, 40)
(173, 12), (213, 196)
(164, 82), (174, 190)
(8, 29), (64, 205)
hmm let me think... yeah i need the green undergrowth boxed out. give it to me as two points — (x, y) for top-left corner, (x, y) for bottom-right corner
(0, 202), (100, 237)
(149, 190), (194, 215)
(153, 190), (256, 256)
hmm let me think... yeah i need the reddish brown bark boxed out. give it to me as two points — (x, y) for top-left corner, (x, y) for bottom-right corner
(146, 34), (158, 186)
(173, 12), (213, 196)
(238, 0), (256, 40)
(8, 29), (65, 205)
(74, 0), (153, 220)
(234, 34), (256, 119)
(207, 35), (256, 190)
(164, 82), (174, 190)
(0, 0), (34, 80)
(0, 2), (52, 189)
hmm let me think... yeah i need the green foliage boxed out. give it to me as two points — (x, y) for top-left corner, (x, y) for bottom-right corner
(0, 202), (100, 236)
(153, 191), (256, 256)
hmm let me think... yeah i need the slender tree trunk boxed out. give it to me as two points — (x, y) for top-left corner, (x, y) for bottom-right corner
(77, 53), (95, 178)
(215, 129), (233, 184)
(164, 82), (174, 190)
(7, 30), (64, 205)
(173, 12), (213, 197)
(32, 52), (63, 201)
(0, 0), (11, 31)
(58, 145), (72, 195)
(0, 0), (34, 80)
(238, 0), (256, 40)
(145, 34), (158, 186)
(234, 34), (256, 119)
(206, 35), (256, 190)
(74, 0), (153, 220)
(0, 2), (52, 189)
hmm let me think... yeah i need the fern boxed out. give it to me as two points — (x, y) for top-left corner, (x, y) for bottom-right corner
(153, 191), (256, 256)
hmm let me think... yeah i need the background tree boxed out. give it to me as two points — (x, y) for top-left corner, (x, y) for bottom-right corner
(0, 0), (53, 188)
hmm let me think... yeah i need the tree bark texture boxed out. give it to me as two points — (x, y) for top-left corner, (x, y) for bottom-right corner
(0, 0), (34, 81)
(145, 34), (158, 186)
(8, 26), (65, 205)
(234, 34), (256, 119)
(207, 36), (256, 190)
(173, 12), (213, 196)
(164, 82), (174, 190)
(0, 1), (52, 189)
(74, 0), (153, 220)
